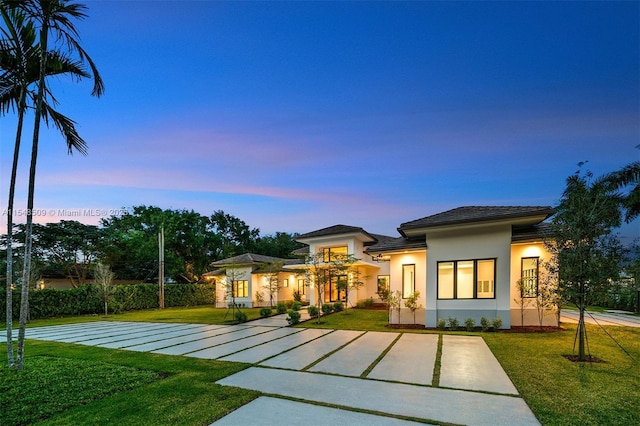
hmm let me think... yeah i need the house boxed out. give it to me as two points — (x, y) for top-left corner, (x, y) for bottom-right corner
(208, 205), (558, 328)
(205, 253), (305, 308)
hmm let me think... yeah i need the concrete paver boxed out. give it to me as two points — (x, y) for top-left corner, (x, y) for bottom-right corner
(440, 335), (518, 395)
(216, 367), (539, 426)
(152, 325), (271, 355)
(99, 325), (213, 349)
(212, 396), (425, 425)
(309, 331), (397, 376)
(220, 328), (333, 364)
(124, 325), (230, 352)
(260, 329), (363, 370)
(185, 327), (301, 359)
(367, 333), (438, 385)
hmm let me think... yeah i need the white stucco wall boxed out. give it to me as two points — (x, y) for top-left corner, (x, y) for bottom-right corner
(388, 251), (427, 324)
(425, 224), (512, 328)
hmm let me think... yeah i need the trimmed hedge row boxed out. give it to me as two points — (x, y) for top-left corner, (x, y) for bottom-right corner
(0, 283), (216, 320)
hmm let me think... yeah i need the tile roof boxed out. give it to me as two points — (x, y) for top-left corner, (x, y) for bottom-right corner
(511, 223), (554, 242)
(210, 253), (289, 266)
(399, 206), (555, 232)
(296, 224), (376, 241)
(365, 237), (427, 254)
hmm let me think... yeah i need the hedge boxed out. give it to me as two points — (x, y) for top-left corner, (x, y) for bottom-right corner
(0, 283), (216, 320)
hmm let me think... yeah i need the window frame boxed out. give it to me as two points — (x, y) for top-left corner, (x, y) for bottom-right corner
(402, 264), (415, 299)
(377, 275), (390, 295)
(232, 280), (249, 298)
(520, 257), (539, 298)
(436, 258), (496, 300)
(322, 246), (348, 263)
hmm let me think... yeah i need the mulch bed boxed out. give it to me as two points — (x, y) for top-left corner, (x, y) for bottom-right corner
(563, 354), (607, 363)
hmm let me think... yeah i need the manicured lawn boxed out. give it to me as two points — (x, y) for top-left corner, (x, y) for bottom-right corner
(0, 341), (258, 426)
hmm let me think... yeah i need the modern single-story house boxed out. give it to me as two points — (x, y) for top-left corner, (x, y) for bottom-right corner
(208, 206), (559, 328)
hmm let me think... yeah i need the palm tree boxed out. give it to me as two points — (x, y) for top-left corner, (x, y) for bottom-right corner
(605, 160), (640, 223)
(0, 4), (91, 367)
(7, 0), (103, 370)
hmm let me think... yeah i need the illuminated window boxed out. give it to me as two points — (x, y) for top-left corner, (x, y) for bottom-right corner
(297, 278), (306, 296)
(521, 257), (539, 298)
(437, 259), (495, 299)
(232, 280), (248, 298)
(283, 279), (288, 288)
(324, 272), (346, 302)
(377, 275), (390, 295)
(402, 264), (415, 298)
(322, 246), (348, 262)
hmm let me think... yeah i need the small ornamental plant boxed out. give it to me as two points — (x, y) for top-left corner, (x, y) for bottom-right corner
(307, 305), (319, 317)
(276, 302), (287, 314)
(286, 310), (301, 325)
(333, 301), (344, 312)
(464, 317), (476, 332)
(447, 317), (459, 330)
(259, 307), (272, 318)
(492, 317), (503, 331)
(234, 311), (247, 323)
(480, 316), (490, 332)
(321, 303), (334, 315)
(437, 318), (447, 330)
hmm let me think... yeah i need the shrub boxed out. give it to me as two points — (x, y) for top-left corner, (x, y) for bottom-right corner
(464, 317), (475, 332)
(491, 317), (503, 331)
(333, 301), (344, 312)
(307, 305), (319, 317)
(286, 309), (301, 325)
(259, 307), (272, 318)
(285, 300), (294, 309)
(276, 302), (287, 314)
(480, 316), (490, 332)
(356, 297), (374, 308)
(292, 301), (302, 311)
(437, 318), (446, 330)
(234, 311), (247, 323)
(321, 303), (334, 315)
(292, 290), (302, 302)
(447, 317), (459, 330)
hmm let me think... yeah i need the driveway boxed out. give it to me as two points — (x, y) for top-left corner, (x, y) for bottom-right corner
(560, 309), (640, 328)
(4, 317), (539, 425)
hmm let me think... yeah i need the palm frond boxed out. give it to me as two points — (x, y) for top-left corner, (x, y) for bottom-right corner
(41, 103), (88, 156)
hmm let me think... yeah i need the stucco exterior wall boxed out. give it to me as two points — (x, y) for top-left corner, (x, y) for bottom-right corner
(388, 251), (427, 324)
(425, 224), (512, 328)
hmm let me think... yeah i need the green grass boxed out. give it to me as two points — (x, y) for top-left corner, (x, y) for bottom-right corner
(1, 305), (264, 329)
(0, 341), (258, 426)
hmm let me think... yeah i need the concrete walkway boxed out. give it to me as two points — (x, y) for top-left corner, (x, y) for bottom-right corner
(3, 315), (540, 425)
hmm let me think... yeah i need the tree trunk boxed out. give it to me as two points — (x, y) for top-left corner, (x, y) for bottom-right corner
(6, 97), (26, 368)
(578, 281), (586, 361)
(17, 22), (49, 371)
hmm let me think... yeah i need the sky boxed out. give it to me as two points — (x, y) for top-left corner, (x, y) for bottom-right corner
(1, 0), (639, 243)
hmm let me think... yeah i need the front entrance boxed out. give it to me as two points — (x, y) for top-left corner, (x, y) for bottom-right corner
(324, 273), (347, 303)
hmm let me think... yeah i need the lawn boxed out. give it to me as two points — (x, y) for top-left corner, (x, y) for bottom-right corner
(1, 306), (638, 425)
(0, 340), (258, 426)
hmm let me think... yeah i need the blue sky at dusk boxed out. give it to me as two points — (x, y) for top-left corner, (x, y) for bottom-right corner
(1, 1), (638, 242)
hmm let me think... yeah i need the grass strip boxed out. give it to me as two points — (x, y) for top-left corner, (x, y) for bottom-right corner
(432, 334), (443, 387)
(360, 332), (402, 378)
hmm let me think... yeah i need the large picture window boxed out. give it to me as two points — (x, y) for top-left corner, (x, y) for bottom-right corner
(232, 280), (248, 298)
(521, 257), (539, 298)
(402, 264), (415, 298)
(377, 275), (390, 295)
(324, 272), (346, 302)
(322, 246), (348, 262)
(437, 259), (495, 299)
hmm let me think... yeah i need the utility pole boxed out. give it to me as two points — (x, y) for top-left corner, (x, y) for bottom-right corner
(158, 225), (165, 309)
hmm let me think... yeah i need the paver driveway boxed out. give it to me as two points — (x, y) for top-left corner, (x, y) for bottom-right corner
(5, 318), (540, 425)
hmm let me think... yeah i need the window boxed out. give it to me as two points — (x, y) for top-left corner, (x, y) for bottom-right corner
(377, 275), (390, 295)
(297, 278), (306, 296)
(283, 279), (289, 288)
(521, 257), (539, 298)
(322, 246), (348, 262)
(402, 264), (415, 298)
(232, 280), (248, 298)
(324, 272), (346, 302)
(437, 259), (495, 299)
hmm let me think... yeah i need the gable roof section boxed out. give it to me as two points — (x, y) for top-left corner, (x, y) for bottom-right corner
(399, 206), (555, 237)
(296, 224), (378, 243)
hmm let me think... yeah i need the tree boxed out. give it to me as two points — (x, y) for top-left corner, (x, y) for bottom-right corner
(209, 210), (260, 259)
(304, 251), (328, 323)
(605, 159), (640, 223)
(547, 171), (626, 361)
(1, 4), (92, 368)
(513, 279), (531, 327)
(261, 260), (283, 308)
(330, 254), (365, 308)
(93, 262), (114, 316)
(1, 0), (102, 369)
(253, 232), (303, 258)
(404, 290), (422, 324)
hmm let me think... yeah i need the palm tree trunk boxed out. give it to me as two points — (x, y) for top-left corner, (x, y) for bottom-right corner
(17, 21), (49, 371)
(5, 89), (26, 368)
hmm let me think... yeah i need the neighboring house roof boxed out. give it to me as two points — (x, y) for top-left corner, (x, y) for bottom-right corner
(399, 206), (555, 237)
